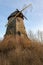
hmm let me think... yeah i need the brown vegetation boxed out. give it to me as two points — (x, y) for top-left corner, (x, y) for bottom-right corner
(0, 35), (43, 65)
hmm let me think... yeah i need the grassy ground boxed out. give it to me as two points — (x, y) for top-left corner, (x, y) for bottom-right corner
(0, 35), (43, 65)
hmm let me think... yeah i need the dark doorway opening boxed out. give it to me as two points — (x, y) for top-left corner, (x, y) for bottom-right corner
(17, 31), (21, 36)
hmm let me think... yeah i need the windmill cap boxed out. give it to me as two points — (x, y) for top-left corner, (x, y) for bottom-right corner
(8, 9), (24, 20)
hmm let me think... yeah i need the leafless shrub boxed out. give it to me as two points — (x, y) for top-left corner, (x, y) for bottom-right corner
(0, 35), (43, 65)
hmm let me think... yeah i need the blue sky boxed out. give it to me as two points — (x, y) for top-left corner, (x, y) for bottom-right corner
(0, 0), (43, 38)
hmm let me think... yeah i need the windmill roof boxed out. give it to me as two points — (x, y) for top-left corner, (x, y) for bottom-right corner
(8, 9), (24, 20)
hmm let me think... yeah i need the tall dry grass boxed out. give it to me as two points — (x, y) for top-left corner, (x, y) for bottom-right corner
(0, 35), (43, 65)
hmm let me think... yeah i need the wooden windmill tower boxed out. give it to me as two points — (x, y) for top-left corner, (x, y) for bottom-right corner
(5, 4), (32, 37)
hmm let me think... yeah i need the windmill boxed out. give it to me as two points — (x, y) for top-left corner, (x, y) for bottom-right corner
(5, 3), (32, 37)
